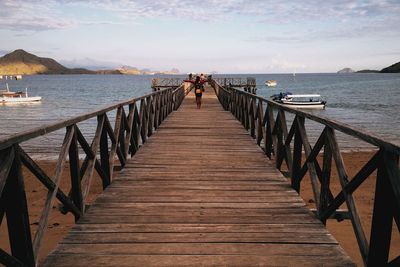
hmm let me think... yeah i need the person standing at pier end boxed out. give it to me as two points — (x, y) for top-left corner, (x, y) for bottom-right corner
(185, 76), (206, 109)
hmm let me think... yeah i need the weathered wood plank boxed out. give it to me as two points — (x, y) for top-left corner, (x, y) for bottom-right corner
(60, 232), (338, 244)
(69, 223), (328, 233)
(43, 255), (354, 267)
(50, 242), (348, 256)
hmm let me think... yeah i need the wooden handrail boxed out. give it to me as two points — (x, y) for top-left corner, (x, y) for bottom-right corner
(213, 77), (256, 88)
(151, 78), (182, 89)
(210, 79), (400, 267)
(0, 84), (187, 266)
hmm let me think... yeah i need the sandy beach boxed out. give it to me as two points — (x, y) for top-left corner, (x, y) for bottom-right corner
(0, 152), (398, 266)
(299, 151), (400, 266)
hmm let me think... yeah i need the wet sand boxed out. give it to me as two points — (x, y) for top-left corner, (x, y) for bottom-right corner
(0, 152), (399, 266)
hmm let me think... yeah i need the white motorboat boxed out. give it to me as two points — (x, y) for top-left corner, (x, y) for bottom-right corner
(271, 92), (326, 109)
(265, 80), (277, 87)
(1, 83), (42, 103)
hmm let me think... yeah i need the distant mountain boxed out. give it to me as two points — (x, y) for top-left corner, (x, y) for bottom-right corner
(119, 66), (142, 75)
(0, 49), (180, 75)
(337, 68), (355, 74)
(96, 69), (123, 75)
(356, 69), (380, 73)
(0, 49), (94, 75)
(381, 61), (400, 73)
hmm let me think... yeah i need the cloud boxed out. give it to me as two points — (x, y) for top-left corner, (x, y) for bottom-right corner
(68, 0), (233, 22)
(243, 1), (400, 44)
(0, 50), (11, 56)
(0, 0), (76, 31)
(250, 0), (400, 24)
(1, 0), (399, 34)
(247, 18), (400, 44)
(77, 0), (400, 23)
(0, 0), (122, 32)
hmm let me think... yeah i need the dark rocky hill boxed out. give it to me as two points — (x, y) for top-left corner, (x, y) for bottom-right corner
(380, 61), (400, 73)
(0, 49), (94, 74)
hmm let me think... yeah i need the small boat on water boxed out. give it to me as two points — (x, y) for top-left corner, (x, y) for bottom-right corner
(271, 92), (326, 109)
(0, 83), (42, 103)
(265, 80), (277, 87)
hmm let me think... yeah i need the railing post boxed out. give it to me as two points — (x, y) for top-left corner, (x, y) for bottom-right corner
(256, 101), (264, 145)
(131, 103), (140, 156)
(265, 105), (275, 158)
(69, 125), (83, 218)
(368, 150), (399, 266)
(99, 114), (111, 188)
(275, 112), (284, 170)
(3, 145), (35, 266)
(172, 88), (177, 110)
(319, 131), (332, 224)
(168, 89), (173, 114)
(118, 108), (127, 165)
(154, 95), (160, 128)
(160, 91), (166, 122)
(291, 116), (302, 192)
(279, 110), (292, 172)
(244, 95), (250, 130)
(249, 97), (256, 138)
(232, 90), (237, 115)
(139, 98), (147, 143)
(235, 91), (240, 119)
(147, 96), (154, 137)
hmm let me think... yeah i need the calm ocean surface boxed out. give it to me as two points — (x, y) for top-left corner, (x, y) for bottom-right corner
(0, 73), (399, 158)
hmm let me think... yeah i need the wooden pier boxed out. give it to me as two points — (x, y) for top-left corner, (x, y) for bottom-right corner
(41, 87), (353, 266)
(1, 78), (399, 266)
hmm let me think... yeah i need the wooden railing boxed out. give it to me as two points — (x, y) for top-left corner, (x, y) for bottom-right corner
(210, 80), (400, 267)
(213, 77), (256, 88)
(151, 78), (183, 90)
(0, 84), (188, 266)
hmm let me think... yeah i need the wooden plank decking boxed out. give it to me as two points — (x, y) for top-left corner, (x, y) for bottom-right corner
(42, 87), (354, 266)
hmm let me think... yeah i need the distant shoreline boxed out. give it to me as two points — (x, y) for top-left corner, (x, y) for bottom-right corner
(2, 72), (400, 77)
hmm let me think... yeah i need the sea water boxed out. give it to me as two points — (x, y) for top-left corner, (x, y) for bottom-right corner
(216, 73), (400, 151)
(0, 73), (399, 158)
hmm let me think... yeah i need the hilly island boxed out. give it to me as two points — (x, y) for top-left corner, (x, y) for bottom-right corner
(0, 49), (180, 75)
(336, 62), (400, 73)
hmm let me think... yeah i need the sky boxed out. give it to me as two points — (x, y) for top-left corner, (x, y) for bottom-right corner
(0, 0), (399, 74)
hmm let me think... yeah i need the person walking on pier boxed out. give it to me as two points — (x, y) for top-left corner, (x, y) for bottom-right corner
(185, 75), (206, 109)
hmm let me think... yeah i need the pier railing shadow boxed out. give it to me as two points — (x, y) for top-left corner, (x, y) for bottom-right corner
(0, 83), (190, 266)
(211, 79), (400, 267)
